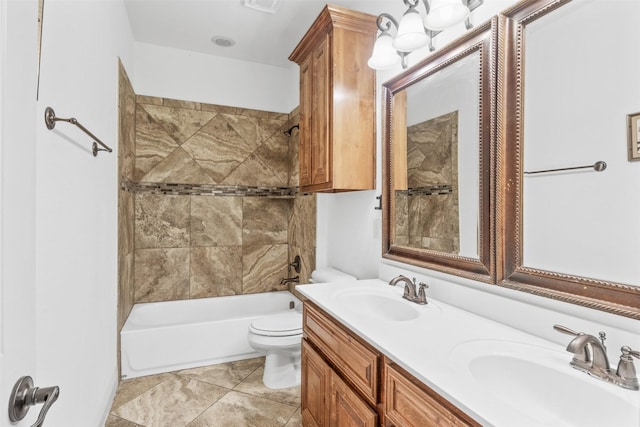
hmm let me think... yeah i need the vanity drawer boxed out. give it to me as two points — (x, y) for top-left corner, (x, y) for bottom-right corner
(303, 302), (379, 406)
(383, 362), (479, 427)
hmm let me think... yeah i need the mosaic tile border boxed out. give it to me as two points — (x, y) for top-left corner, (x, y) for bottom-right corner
(121, 179), (297, 198)
(397, 185), (453, 196)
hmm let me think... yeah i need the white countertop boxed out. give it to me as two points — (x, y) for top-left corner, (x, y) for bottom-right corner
(296, 279), (640, 427)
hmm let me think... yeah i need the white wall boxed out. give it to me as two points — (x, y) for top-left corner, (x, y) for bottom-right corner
(35, 0), (133, 425)
(133, 41), (299, 113)
(317, 191), (381, 280)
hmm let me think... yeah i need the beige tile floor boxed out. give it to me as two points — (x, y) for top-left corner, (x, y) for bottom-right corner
(105, 357), (301, 427)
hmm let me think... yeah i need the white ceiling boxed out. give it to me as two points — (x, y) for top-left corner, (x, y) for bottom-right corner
(123, 0), (408, 69)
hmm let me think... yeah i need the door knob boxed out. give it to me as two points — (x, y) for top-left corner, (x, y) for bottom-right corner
(8, 376), (59, 427)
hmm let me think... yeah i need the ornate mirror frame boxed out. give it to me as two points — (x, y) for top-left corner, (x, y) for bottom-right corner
(497, 0), (640, 319)
(382, 18), (498, 283)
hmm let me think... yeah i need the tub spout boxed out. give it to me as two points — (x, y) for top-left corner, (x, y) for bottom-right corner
(280, 276), (299, 286)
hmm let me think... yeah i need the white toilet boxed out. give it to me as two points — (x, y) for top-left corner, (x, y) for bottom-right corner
(248, 310), (303, 389)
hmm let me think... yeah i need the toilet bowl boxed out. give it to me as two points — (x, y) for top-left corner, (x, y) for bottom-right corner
(248, 310), (303, 389)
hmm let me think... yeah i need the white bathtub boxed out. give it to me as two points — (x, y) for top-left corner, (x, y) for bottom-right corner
(120, 291), (302, 379)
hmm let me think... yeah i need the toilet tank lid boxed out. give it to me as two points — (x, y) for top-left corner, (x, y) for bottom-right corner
(250, 311), (302, 334)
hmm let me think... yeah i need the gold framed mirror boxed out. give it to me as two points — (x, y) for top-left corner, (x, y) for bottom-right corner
(382, 18), (497, 283)
(498, 0), (640, 319)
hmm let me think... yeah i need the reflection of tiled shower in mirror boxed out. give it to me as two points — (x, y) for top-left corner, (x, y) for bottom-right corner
(395, 111), (460, 254)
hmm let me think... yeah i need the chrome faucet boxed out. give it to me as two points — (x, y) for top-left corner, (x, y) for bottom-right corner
(388, 275), (428, 305)
(554, 324), (640, 390)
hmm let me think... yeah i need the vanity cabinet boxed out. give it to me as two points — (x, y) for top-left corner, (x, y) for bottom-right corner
(303, 301), (379, 405)
(289, 5), (377, 192)
(302, 340), (378, 427)
(383, 361), (479, 427)
(301, 339), (330, 426)
(302, 301), (480, 427)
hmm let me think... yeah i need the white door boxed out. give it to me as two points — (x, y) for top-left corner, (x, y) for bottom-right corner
(1, 0), (40, 425)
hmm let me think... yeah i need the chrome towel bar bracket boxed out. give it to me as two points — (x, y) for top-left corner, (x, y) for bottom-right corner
(44, 106), (112, 157)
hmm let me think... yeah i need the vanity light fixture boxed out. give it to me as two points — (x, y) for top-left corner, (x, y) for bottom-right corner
(368, 0), (483, 70)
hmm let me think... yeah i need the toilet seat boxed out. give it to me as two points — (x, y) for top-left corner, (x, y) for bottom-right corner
(247, 311), (303, 389)
(249, 311), (302, 337)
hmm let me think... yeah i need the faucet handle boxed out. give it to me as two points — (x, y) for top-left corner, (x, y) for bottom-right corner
(415, 282), (428, 305)
(619, 346), (640, 366)
(622, 346), (640, 360)
(616, 346), (640, 390)
(288, 255), (301, 273)
(553, 324), (581, 337)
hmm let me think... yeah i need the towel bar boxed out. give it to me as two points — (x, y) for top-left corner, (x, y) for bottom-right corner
(524, 161), (606, 175)
(44, 107), (112, 157)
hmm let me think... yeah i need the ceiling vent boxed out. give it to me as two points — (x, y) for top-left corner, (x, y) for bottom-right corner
(243, 0), (279, 14)
(211, 36), (236, 47)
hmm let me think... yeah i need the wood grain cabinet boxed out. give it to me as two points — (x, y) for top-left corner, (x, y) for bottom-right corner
(383, 362), (480, 427)
(303, 302), (378, 405)
(302, 339), (378, 427)
(301, 339), (331, 427)
(301, 301), (480, 427)
(289, 5), (377, 193)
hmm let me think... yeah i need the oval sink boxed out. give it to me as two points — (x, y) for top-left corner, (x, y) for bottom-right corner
(332, 286), (440, 322)
(342, 293), (419, 321)
(451, 340), (639, 426)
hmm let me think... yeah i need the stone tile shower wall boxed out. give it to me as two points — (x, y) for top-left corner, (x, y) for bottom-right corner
(395, 111), (460, 253)
(116, 64), (315, 378)
(118, 61), (136, 333)
(125, 96), (315, 303)
(117, 61), (136, 377)
(285, 108), (316, 295)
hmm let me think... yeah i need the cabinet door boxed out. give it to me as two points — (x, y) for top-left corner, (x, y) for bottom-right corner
(384, 363), (478, 427)
(329, 368), (378, 427)
(304, 303), (379, 406)
(299, 55), (312, 187)
(302, 339), (330, 427)
(310, 34), (331, 187)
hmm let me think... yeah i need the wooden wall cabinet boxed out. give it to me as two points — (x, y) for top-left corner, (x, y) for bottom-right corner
(289, 5), (377, 192)
(302, 302), (480, 427)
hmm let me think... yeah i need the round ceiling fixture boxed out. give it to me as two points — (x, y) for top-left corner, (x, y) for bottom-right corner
(211, 36), (235, 47)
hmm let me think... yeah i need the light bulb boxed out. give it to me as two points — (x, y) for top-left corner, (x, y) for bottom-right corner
(393, 8), (428, 52)
(424, 0), (470, 31)
(368, 32), (401, 69)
